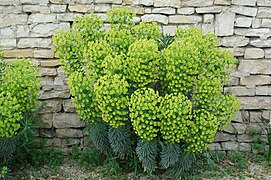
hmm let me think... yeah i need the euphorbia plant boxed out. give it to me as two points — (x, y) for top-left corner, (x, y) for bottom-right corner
(53, 7), (240, 177)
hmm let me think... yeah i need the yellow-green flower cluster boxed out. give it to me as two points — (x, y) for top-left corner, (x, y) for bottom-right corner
(0, 93), (22, 138)
(72, 14), (104, 43)
(84, 41), (112, 76)
(94, 74), (129, 128)
(106, 7), (134, 29)
(133, 22), (162, 41)
(126, 39), (160, 88)
(53, 30), (85, 76)
(101, 54), (127, 76)
(68, 72), (100, 124)
(105, 28), (133, 53)
(159, 93), (192, 143)
(129, 88), (160, 141)
(185, 109), (219, 153)
(0, 60), (40, 138)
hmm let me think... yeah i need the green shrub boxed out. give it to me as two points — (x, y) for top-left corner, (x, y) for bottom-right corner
(0, 57), (41, 177)
(53, 7), (240, 177)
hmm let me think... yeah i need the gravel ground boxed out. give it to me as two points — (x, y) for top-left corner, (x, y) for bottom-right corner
(14, 161), (271, 180)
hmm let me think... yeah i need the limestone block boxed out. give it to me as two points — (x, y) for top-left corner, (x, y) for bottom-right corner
(181, 0), (213, 7)
(215, 12), (235, 36)
(237, 134), (252, 143)
(39, 90), (70, 99)
(61, 138), (80, 146)
(50, 4), (67, 12)
(39, 100), (62, 114)
(223, 124), (236, 134)
(0, 27), (14, 38)
(257, 0), (271, 6)
(169, 15), (202, 24)
(37, 114), (53, 128)
(52, 138), (62, 147)
(21, 0), (49, 4)
(132, 0), (153, 6)
(241, 111), (250, 122)
(233, 111), (243, 123)
(141, 14), (168, 24)
(39, 129), (55, 138)
(235, 17), (252, 27)
(29, 14), (56, 23)
(40, 60), (61, 67)
(203, 14), (214, 23)
(238, 97), (271, 110)
(250, 39), (271, 47)
(244, 48), (265, 59)
(235, 28), (271, 39)
(152, 8), (175, 14)
(49, 0), (70, 3)
(224, 86), (255, 96)
(0, 39), (16, 48)
(53, 113), (85, 128)
(17, 25), (29, 37)
(252, 18), (261, 28)
(69, 4), (94, 12)
(18, 38), (52, 48)
(232, 0), (256, 6)
(56, 129), (83, 138)
(209, 143), (222, 151)
(232, 123), (246, 134)
(34, 50), (55, 59)
(40, 77), (54, 86)
(229, 6), (258, 17)
(57, 13), (82, 21)
(129, 6), (145, 15)
(265, 49), (271, 58)
(238, 60), (271, 75)
(261, 111), (270, 121)
(226, 76), (239, 86)
(196, 6), (222, 14)
(163, 26), (177, 36)
(177, 7), (194, 15)
(256, 86), (271, 95)
(63, 99), (76, 112)
(239, 143), (251, 151)
(0, 14), (28, 28)
(220, 36), (249, 47)
(262, 19), (271, 27)
(0, 5), (22, 15)
(95, 0), (122, 3)
(202, 24), (214, 34)
(0, 0), (20, 5)
(214, 0), (230, 5)
(154, 0), (180, 8)
(227, 48), (244, 57)
(31, 23), (70, 37)
(257, 7), (271, 18)
(39, 67), (57, 76)
(23, 5), (50, 13)
(54, 77), (64, 86)
(250, 111), (263, 123)
(221, 142), (239, 150)
(214, 132), (236, 142)
(240, 75), (271, 87)
(3, 49), (33, 58)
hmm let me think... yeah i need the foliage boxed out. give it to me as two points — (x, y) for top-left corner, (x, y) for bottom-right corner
(0, 57), (41, 178)
(53, 7), (240, 176)
(0, 60), (40, 138)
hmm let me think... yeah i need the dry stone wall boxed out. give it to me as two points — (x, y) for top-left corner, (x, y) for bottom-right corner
(0, 0), (271, 151)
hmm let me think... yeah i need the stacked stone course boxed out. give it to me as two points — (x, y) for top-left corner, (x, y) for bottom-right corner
(0, 0), (271, 151)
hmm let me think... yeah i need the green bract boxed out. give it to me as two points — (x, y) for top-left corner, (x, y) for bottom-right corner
(129, 88), (160, 141)
(0, 60), (40, 138)
(53, 7), (240, 175)
(94, 74), (129, 128)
